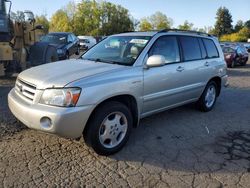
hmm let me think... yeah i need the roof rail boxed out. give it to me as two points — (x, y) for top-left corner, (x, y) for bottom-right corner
(158, 28), (213, 37)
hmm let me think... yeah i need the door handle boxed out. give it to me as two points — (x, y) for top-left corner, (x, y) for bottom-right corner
(204, 62), (210, 67)
(176, 66), (184, 72)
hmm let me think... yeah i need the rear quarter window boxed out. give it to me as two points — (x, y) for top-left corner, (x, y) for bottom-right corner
(203, 38), (219, 58)
(179, 36), (202, 61)
(198, 38), (207, 59)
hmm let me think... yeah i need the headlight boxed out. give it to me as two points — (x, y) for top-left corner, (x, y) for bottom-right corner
(57, 49), (64, 54)
(40, 88), (81, 107)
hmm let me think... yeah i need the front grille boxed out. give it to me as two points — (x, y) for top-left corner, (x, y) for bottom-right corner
(15, 79), (36, 101)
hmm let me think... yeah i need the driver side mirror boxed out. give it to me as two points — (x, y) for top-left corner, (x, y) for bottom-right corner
(145, 55), (165, 68)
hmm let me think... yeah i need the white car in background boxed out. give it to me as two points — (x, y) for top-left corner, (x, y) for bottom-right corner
(78, 36), (97, 50)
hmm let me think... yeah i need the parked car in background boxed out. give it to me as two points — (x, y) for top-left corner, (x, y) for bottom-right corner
(41, 32), (80, 60)
(78, 36), (96, 50)
(8, 30), (228, 155)
(243, 43), (250, 53)
(222, 45), (248, 68)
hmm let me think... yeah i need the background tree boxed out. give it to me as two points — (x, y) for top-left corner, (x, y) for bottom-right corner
(178, 20), (194, 30)
(72, 0), (133, 36)
(139, 18), (153, 31)
(139, 11), (172, 31)
(131, 17), (140, 31)
(150, 11), (173, 30)
(99, 2), (134, 35)
(35, 14), (49, 33)
(214, 7), (233, 37)
(234, 20), (244, 32)
(244, 20), (250, 29)
(49, 9), (72, 32)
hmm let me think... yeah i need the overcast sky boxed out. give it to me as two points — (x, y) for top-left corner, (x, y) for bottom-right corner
(10, 0), (250, 28)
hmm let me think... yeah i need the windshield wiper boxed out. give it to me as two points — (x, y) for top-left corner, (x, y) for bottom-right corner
(82, 58), (123, 65)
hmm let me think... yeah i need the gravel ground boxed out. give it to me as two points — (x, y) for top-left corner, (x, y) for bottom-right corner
(0, 60), (250, 187)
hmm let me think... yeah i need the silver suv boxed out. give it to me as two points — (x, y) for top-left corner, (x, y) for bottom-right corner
(8, 30), (228, 155)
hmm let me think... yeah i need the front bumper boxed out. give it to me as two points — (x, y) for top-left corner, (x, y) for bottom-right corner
(8, 88), (94, 139)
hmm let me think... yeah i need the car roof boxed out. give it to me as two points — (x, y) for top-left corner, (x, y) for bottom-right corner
(78, 36), (95, 39)
(112, 31), (216, 40)
(48, 32), (72, 36)
(113, 31), (157, 37)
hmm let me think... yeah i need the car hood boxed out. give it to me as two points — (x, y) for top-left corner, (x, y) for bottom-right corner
(18, 59), (127, 89)
(48, 43), (66, 49)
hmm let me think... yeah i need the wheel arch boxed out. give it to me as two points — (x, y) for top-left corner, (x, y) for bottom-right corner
(83, 94), (139, 135)
(207, 76), (221, 96)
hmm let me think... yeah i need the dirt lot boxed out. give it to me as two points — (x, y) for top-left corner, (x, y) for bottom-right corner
(0, 60), (250, 187)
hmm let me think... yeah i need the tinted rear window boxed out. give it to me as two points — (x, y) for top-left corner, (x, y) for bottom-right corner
(179, 36), (201, 61)
(203, 39), (219, 58)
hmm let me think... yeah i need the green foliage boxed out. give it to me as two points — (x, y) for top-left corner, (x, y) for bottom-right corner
(214, 7), (233, 37)
(150, 11), (173, 30)
(49, 9), (72, 32)
(245, 20), (250, 29)
(234, 20), (244, 32)
(220, 27), (250, 42)
(178, 20), (194, 30)
(73, 0), (100, 35)
(139, 11), (173, 31)
(139, 18), (153, 31)
(47, 1), (249, 41)
(35, 14), (50, 33)
(50, 0), (133, 36)
(98, 2), (134, 35)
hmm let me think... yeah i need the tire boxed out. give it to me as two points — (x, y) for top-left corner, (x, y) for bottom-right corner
(228, 60), (235, 68)
(75, 46), (80, 55)
(45, 46), (58, 63)
(83, 101), (133, 155)
(240, 59), (247, 66)
(30, 42), (58, 66)
(197, 81), (218, 112)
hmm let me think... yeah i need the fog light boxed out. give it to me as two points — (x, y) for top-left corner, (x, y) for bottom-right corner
(40, 117), (52, 129)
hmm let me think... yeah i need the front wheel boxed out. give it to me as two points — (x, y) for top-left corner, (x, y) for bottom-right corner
(197, 81), (218, 112)
(83, 101), (133, 155)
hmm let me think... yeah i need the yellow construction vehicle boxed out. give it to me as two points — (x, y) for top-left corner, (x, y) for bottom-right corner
(0, 0), (58, 76)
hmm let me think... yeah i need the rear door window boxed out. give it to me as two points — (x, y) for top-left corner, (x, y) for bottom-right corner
(203, 39), (219, 58)
(179, 36), (202, 61)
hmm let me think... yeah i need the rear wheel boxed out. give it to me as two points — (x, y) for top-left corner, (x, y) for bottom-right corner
(229, 60), (235, 68)
(197, 81), (218, 112)
(240, 59), (248, 66)
(83, 101), (132, 155)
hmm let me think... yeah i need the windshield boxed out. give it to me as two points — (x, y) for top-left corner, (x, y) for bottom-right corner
(41, 34), (67, 44)
(81, 35), (151, 66)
